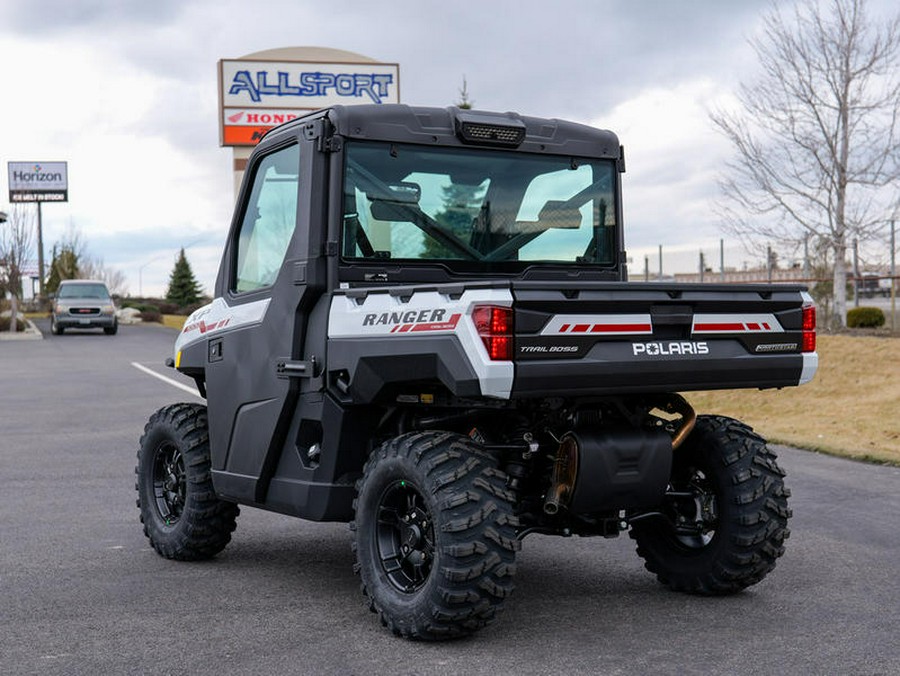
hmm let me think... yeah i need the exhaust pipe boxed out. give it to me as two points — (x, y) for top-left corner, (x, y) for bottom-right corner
(667, 394), (696, 450)
(543, 435), (579, 515)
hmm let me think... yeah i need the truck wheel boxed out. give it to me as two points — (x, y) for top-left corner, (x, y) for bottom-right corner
(630, 415), (790, 594)
(352, 431), (519, 640)
(136, 403), (239, 560)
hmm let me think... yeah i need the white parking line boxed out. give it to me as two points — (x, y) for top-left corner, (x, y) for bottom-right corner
(130, 362), (203, 399)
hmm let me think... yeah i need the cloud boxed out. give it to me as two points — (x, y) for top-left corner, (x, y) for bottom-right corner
(591, 78), (737, 251)
(0, 0), (183, 35)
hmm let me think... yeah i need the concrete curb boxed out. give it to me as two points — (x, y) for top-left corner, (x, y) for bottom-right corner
(0, 318), (43, 341)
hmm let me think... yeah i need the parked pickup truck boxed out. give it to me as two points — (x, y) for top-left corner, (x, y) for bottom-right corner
(135, 104), (817, 640)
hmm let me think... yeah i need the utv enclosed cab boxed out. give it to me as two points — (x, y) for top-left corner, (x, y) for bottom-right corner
(137, 104), (815, 640)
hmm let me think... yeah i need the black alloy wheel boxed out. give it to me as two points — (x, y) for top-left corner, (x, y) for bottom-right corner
(352, 431), (519, 640)
(630, 415), (791, 595)
(375, 480), (435, 593)
(151, 442), (186, 527)
(136, 403), (239, 561)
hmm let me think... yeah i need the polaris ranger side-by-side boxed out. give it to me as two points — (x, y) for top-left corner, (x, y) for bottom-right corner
(136, 105), (817, 640)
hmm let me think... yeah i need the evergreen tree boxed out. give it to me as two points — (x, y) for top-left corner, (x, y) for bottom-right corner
(165, 248), (203, 307)
(46, 244), (80, 294)
(423, 182), (487, 258)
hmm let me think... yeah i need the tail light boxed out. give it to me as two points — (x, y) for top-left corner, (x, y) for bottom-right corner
(472, 305), (513, 361)
(801, 303), (816, 353)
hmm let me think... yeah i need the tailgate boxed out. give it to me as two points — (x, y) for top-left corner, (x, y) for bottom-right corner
(511, 281), (817, 397)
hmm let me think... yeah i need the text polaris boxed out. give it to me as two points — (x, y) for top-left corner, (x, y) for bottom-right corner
(633, 341), (709, 356)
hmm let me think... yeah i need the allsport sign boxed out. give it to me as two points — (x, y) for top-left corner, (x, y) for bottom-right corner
(218, 59), (400, 147)
(8, 161), (68, 202)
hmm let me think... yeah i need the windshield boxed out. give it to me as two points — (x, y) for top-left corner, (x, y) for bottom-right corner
(341, 142), (617, 272)
(58, 283), (111, 300)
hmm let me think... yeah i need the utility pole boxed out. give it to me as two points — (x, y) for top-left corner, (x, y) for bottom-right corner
(658, 245), (663, 281)
(803, 234), (810, 280)
(36, 203), (45, 300)
(720, 239), (725, 283)
(766, 244), (773, 284)
(699, 251), (705, 283)
(891, 223), (897, 331)
(852, 238), (860, 308)
(643, 255), (649, 282)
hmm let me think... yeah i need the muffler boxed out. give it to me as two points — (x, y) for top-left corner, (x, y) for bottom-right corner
(543, 428), (672, 515)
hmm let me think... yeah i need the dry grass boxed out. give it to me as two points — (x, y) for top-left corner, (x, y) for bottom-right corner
(686, 335), (900, 465)
(161, 314), (187, 330)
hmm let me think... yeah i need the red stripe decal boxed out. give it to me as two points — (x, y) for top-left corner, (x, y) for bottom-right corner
(747, 323), (760, 331)
(763, 323), (771, 330)
(408, 314), (462, 332)
(572, 324), (590, 333)
(559, 323), (570, 333)
(590, 323), (652, 333)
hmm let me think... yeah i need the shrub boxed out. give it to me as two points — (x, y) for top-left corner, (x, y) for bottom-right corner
(178, 301), (208, 316)
(139, 310), (163, 324)
(122, 299), (162, 314)
(0, 316), (26, 332)
(847, 306), (885, 328)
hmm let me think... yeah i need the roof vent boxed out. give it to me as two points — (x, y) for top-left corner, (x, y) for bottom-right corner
(454, 111), (525, 147)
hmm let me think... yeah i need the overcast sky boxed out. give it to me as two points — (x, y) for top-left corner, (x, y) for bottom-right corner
(0, 0), (893, 296)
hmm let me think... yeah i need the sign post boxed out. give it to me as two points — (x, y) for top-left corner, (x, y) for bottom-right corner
(7, 161), (69, 299)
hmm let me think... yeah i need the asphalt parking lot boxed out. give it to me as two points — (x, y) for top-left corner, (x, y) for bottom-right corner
(2, 319), (899, 675)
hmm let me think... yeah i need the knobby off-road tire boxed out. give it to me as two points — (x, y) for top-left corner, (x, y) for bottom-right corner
(352, 431), (519, 640)
(136, 403), (239, 560)
(630, 415), (791, 594)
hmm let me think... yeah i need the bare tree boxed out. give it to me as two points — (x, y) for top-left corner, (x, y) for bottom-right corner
(0, 205), (36, 301)
(711, 0), (900, 328)
(50, 225), (129, 296)
(80, 256), (128, 296)
(457, 76), (474, 110)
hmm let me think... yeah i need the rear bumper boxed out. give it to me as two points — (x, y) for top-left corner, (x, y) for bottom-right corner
(512, 339), (807, 397)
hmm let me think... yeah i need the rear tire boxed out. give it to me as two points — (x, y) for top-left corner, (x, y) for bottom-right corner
(352, 431), (519, 640)
(630, 415), (790, 594)
(136, 403), (239, 560)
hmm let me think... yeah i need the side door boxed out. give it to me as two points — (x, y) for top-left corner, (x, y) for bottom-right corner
(204, 137), (322, 505)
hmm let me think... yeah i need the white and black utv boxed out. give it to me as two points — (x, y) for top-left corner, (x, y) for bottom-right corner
(136, 104), (816, 639)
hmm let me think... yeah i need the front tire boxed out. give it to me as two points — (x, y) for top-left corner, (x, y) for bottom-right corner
(104, 321), (118, 335)
(136, 403), (239, 560)
(630, 415), (791, 594)
(352, 432), (519, 640)
(51, 317), (63, 335)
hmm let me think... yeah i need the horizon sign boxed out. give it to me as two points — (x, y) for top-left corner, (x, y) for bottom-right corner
(218, 59), (400, 146)
(8, 161), (68, 202)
